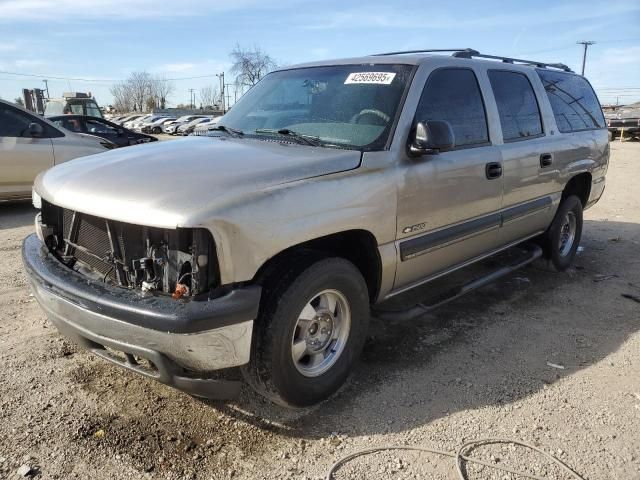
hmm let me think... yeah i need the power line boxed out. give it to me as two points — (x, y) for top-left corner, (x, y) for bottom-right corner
(0, 69), (221, 83)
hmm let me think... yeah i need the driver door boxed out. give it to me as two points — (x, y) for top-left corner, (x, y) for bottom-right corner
(0, 103), (54, 199)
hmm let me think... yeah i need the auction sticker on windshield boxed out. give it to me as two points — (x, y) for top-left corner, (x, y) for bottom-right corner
(345, 72), (396, 85)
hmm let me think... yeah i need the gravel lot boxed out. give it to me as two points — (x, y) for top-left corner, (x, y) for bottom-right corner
(1, 142), (639, 480)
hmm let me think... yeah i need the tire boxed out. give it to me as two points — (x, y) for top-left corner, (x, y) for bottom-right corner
(243, 256), (370, 407)
(608, 130), (616, 142)
(541, 195), (583, 271)
(152, 127), (160, 134)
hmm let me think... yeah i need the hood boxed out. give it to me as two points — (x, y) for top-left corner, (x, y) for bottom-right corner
(35, 136), (361, 228)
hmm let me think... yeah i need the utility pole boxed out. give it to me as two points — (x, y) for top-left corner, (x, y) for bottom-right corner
(216, 72), (225, 113)
(188, 88), (195, 109)
(577, 41), (595, 76)
(225, 83), (232, 110)
(42, 79), (50, 98)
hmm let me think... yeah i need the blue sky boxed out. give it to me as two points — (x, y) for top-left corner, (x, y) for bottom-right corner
(1, 0), (639, 107)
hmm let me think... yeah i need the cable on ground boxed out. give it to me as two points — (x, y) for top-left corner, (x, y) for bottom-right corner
(325, 438), (585, 480)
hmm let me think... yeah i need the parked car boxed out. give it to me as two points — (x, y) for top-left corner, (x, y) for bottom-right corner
(130, 115), (168, 132)
(48, 115), (158, 147)
(164, 115), (208, 134)
(141, 117), (177, 134)
(177, 117), (212, 135)
(24, 49), (607, 407)
(123, 115), (152, 129)
(191, 116), (222, 135)
(606, 112), (640, 141)
(0, 100), (112, 201)
(116, 114), (145, 126)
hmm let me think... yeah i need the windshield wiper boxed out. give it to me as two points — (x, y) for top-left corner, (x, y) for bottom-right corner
(254, 128), (322, 147)
(208, 125), (244, 137)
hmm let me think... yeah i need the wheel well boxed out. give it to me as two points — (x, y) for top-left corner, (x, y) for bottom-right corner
(562, 173), (591, 207)
(253, 230), (382, 302)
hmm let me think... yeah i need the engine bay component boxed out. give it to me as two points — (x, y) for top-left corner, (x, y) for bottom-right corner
(38, 200), (218, 298)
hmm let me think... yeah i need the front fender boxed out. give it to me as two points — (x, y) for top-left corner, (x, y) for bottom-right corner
(199, 168), (397, 285)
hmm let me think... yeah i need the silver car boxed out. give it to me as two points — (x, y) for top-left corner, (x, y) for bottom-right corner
(0, 100), (112, 201)
(24, 49), (608, 407)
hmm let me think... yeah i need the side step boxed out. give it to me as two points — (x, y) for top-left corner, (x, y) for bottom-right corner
(372, 243), (543, 322)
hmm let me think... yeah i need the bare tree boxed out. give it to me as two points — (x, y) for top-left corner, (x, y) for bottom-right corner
(127, 71), (153, 112)
(151, 76), (174, 110)
(199, 85), (219, 108)
(230, 44), (276, 87)
(109, 82), (134, 113)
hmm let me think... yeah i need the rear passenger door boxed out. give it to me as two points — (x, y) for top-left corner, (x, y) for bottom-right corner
(394, 67), (503, 290)
(487, 69), (558, 245)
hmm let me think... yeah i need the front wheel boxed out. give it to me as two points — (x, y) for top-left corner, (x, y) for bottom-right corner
(243, 257), (370, 407)
(541, 195), (583, 271)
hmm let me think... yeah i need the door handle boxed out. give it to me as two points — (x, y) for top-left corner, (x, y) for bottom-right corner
(485, 162), (502, 180)
(540, 153), (553, 168)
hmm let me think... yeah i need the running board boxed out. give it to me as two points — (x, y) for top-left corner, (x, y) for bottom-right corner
(372, 244), (543, 322)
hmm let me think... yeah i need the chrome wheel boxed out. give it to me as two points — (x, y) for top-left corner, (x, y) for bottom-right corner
(291, 289), (351, 377)
(558, 211), (577, 257)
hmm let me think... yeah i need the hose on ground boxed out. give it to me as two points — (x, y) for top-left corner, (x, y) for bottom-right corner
(325, 438), (585, 480)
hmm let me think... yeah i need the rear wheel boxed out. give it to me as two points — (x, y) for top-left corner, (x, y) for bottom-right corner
(243, 257), (369, 407)
(541, 195), (583, 271)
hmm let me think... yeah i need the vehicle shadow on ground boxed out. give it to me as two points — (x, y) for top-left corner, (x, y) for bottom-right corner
(212, 219), (640, 439)
(0, 202), (36, 230)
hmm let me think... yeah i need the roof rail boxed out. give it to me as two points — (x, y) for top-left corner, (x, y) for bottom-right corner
(452, 49), (573, 72)
(371, 48), (573, 72)
(372, 48), (472, 56)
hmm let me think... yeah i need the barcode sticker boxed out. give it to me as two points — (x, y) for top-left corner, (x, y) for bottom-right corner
(344, 72), (396, 85)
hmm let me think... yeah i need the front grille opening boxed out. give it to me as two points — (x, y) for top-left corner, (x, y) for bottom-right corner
(40, 201), (219, 296)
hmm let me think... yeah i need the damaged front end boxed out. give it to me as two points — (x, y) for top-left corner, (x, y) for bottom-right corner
(37, 199), (219, 299)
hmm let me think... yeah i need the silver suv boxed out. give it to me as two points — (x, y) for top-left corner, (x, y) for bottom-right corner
(23, 49), (608, 407)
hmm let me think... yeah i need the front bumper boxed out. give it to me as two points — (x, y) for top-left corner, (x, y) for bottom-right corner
(22, 233), (261, 399)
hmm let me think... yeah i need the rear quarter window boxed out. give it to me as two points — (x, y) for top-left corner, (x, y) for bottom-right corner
(536, 69), (605, 133)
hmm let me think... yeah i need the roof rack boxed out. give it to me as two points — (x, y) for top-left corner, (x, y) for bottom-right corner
(452, 49), (573, 72)
(373, 48), (471, 56)
(372, 48), (573, 72)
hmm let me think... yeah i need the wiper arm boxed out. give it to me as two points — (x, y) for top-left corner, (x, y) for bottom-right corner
(254, 128), (321, 146)
(208, 125), (244, 137)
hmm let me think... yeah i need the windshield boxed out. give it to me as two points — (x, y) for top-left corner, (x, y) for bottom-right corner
(220, 64), (414, 150)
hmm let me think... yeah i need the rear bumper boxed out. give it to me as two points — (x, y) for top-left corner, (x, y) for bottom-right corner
(22, 233), (261, 399)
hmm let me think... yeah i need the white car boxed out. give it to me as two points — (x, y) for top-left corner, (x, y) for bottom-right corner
(177, 117), (213, 135)
(130, 115), (168, 132)
(0, 99), (112, 201)
(191, 116), (222, 135)
(140, 117), (176, 134)
(163, 115), (208, 134)
(123, 115), (153, 130)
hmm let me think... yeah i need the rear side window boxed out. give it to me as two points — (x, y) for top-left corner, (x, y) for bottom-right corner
(537, 69), (605, 132)
(488, 70), (543, 141)
(414, 68), (488, 147)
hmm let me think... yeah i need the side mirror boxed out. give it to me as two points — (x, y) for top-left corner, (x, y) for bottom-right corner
(409, 120), (455, 156)
(28, 122), (44, 138)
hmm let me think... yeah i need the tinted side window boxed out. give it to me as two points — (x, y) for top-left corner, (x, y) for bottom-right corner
(488, 70), (543, 141)
(0, 105), (36, 137)
(86, 119), (116, 134)
(536, 69), (605, 132)
(415, 68), (488, 147)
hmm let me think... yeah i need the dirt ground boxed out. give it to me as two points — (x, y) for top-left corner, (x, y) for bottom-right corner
(1, 142), (639, 480)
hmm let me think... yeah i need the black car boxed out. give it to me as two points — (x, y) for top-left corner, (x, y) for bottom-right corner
(47, 115), (158, 148)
